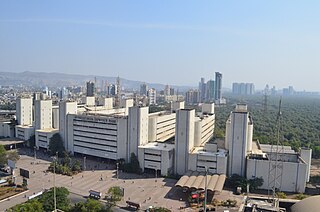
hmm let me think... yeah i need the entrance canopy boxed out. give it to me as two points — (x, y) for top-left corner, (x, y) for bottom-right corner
(175, 171), (226, 193)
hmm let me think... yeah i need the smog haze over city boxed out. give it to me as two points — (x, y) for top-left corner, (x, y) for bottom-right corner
(1, 1), (320, 91)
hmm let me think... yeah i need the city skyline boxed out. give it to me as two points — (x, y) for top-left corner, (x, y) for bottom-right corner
(1, 1), (320, 91)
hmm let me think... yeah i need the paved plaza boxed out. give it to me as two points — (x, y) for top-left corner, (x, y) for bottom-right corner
(0, 149), (190, 211)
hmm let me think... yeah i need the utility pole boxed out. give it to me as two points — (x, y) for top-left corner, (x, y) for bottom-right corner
(204, 167), (208, 212)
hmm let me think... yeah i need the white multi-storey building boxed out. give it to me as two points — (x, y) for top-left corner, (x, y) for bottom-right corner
(66, 114), (128, 160)
(175, 109), (195, 175)
(15, 98), (34, 141)
(128, 106), (149, 158)
(16, 98), (33, 126)
(59, 101), (78, 150)
(148, 112), (176, 142)
(34, 100), (58, 149)
(34, 100), (52, 130)
(225, 104), (253, 177)
(138, 142), (175, 176)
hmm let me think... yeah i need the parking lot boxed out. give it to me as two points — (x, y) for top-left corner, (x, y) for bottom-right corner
(0, 149), (190, 211)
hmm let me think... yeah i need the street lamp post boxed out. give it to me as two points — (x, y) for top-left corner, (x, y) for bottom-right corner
(53, 152), (58, 212)
(34, 146), (36, 161)
(116, 162), (119, 180)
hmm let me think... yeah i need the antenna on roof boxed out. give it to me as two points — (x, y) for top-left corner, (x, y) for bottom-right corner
(267, 97), (284, 208)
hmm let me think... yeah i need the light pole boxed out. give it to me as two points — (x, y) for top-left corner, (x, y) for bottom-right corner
(34, 146), (36, 161)
(116, 162), (119, 180)
(204, 166), (208, 212)
(53, 152), (58, 212)
(83, 156), (86, 171)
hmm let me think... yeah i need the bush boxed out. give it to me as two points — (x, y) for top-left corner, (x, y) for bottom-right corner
(275, 192), (287, 199)
(295, 193), (308, 200)
(221, 199), (237, 207)
(118, 153), (142, 174)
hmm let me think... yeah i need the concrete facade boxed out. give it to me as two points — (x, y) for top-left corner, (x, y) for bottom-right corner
(246, 157), (308, 193)
(138, 142), (175, 176)
(16, 98), (33, 126)
(35, 128), (59, 149)
(148, 112), (176, 142)
(15, 125), (34, 141)
(66, 114), (128, 160)
(34, 100), (52, 130)
(226, 104), (252, 177)
(59, 101), (77, 149)
(128, 106), (149, 159)
(175, 109), (195, 175)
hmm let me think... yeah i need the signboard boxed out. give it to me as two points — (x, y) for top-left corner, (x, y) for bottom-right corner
(20, 168), (30, 179)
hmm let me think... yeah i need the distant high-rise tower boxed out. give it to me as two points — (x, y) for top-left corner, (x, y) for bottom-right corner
(147, 88), (156, 105)
(206, 80), (215, 101)
(215, 72), (222, 100)
(86, 81), (95, 97)
(199, 78), (206, 103)
(164, 85), (171, 96)
(140, 83), (148, 96)
(115, 76), (121, 107)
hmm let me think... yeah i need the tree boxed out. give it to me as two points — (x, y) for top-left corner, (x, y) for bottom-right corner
(107, 186), (124, 203)
(0, 145), (7, 167)
(48, 133), (65, 157)
(8, 199), (43, 212)
(69, 199), (111, 212)
(72, 160), (81, 172)
(7, 150), (20, 162)
(247, 177), (264, 191)
(151, 207), (172, 212)
(38, 187), (70, 211)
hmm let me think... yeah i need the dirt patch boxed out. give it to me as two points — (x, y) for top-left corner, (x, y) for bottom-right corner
(310, 159), (320, 177)
(0, 186), (26, 200)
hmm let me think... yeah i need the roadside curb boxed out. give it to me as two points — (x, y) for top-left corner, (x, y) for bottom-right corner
(0, 190), (29, 203)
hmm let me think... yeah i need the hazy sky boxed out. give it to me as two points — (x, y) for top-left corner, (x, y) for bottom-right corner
(1, 1), (320, 91)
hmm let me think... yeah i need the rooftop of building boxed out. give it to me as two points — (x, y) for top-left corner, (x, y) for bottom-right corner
(192, 146), (227, 157)
(148, 111), (172, 118)
(0, 138), (24, 146)
(36, 128), (59, 133)
(15, 125), (34, 129)
(138, 142), (175, 151)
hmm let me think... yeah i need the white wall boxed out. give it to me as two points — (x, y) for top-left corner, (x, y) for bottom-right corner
(15, 126), (34, 141)
(128, 107), (149, 159)
(175, 109), (195, 175)
(246, 158), (308, 193)
(52, 107), (59, 129)
(16, 98), (33, 126)
(300, 148), (312, 182)
(0, 122), (12, 138)
(34, 100), (52, 130)
(59, 101), (77, 150)
(227, 111), (249, 177)
(202, 103), (215, 114)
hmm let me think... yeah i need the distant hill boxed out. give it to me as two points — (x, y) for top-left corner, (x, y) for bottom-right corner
(0, 71), (194, 91)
